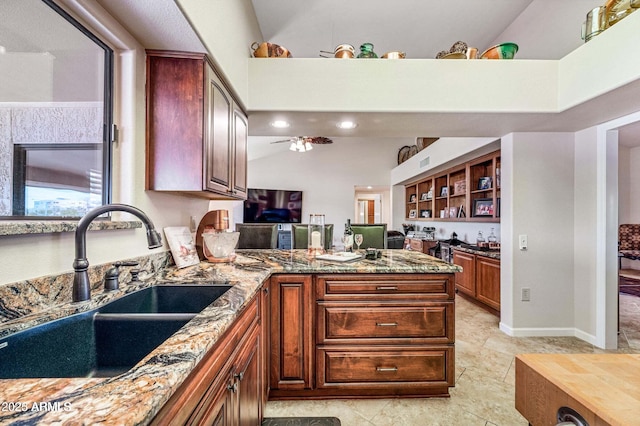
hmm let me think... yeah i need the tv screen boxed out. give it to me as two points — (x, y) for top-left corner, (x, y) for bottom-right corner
(243, 188), (302, 223)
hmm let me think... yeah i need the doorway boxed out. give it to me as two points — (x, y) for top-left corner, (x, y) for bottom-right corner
(354, 186), (389, 224)
(617, 119), (640, 351)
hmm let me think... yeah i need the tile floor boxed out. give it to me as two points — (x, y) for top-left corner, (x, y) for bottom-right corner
(265, 293), (640, 426)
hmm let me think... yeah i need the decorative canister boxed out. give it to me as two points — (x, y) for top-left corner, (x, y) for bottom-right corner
(357, 43), (378, 58)
(581, 6), (607, 42)
(308, 214), (325, 256)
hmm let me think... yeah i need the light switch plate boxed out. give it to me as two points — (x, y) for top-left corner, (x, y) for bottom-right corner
(519, 234), (528, 250)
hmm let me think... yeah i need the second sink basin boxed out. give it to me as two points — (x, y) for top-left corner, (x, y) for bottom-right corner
(99, 283), (232, 314)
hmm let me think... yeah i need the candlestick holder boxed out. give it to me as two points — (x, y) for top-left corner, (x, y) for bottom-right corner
(307, 214), (325, 257)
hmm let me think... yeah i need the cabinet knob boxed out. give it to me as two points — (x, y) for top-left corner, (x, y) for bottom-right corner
(234, 372), (244, 381)
(227, 382), (238, 393)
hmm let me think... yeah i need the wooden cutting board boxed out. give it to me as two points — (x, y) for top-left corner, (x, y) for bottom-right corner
(515, 353), (640, 426)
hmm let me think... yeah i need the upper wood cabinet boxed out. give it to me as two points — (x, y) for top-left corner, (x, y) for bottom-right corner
(405, 150), (500, 222)
(146, 50), (247, 200)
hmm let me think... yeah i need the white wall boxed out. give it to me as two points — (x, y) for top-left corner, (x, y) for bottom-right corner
(177, 0), (262, 106)
(500, 132), (576, 335)
(247, 137), (410, 246)
(629, 147), (640, 223)
(489, 0), (600, 60)
(619, 145), (631, 224)
(574, 126), (599, 341)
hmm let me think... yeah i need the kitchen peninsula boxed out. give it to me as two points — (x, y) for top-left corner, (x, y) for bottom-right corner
(0, 249), (459, 425)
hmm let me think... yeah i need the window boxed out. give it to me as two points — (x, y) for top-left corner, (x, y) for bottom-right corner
(0, 0), (113, 219)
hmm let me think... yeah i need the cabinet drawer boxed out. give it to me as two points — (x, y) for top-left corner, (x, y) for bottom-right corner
(316, 274), (454, 300)
(317, 302), (453, 344)
(316, 346), (454, 388)
(409, 239), (423, 251)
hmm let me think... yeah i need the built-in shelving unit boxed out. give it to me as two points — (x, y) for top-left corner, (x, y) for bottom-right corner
(404, 150), (500, 222)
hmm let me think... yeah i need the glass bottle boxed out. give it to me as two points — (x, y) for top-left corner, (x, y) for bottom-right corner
(357, 43), (378, 58)
(488, 228), (497, 243)
(476, 231), (485, 246)
(343, 219), (354, 252)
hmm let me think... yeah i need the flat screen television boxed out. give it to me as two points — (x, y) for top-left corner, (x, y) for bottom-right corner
(243, 188), (302, 223)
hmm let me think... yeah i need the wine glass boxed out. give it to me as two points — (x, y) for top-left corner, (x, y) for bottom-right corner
(354, 234), (364, 251)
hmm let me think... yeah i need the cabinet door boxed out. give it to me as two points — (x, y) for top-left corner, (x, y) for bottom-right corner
(146, 54), (204, 191)
(270, 275), (314, 390)
(452, 251), (476, 297)
(232, 108), (248, 198)
(476, 257), (500, 311)
(235, 325), (261, 426)
(205, 64), (232, 194)
(189, 373), (233, 426)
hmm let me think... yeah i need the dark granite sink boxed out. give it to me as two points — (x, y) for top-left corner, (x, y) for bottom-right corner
(0, 283), (232, 378)
(98, 284), (232, 314)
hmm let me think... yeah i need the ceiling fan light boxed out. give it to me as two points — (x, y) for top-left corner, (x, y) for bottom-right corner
(289, 142), (297, 151)
(296, 140), (305, 152)
(305, 142), (313, 151)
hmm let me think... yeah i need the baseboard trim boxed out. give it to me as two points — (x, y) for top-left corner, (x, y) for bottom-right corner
(499, 322), (597, 345)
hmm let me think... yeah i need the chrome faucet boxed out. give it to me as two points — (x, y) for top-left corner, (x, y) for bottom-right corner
(72, 204), (162, 302)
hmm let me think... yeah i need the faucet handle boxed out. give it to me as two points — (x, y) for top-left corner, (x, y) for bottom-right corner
(130, 268), (141, 282)
(104, 261), (140, 291)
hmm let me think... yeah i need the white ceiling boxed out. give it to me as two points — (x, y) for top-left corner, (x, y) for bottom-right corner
(61, 0), (640, 150)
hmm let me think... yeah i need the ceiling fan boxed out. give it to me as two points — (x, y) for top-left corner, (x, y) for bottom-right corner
(270, 136), (333, 152)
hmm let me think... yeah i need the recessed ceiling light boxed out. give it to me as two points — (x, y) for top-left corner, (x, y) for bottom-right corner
(271, 120), (290, 128)
(336, 121), (357, 129)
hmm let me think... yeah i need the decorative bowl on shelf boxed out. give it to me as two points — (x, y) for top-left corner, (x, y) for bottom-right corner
(440, 52), (467, 60)
(480, 42), (519, 59)
(251, 42), (292, 58)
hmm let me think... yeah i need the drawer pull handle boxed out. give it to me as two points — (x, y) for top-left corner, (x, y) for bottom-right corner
(376, 322), (398, 327)
(376, 367), (398, 372)
(376, 286), (398, 290)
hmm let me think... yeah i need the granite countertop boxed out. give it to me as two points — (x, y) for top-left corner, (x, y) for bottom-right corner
(451, 245), (501, 260)
(0, 249), (458, 425)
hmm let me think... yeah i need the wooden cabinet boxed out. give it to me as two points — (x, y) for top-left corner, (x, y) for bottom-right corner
(269, 274), (314, 392)
(270, 273), (456, 399)
(405, 150), (500, 222)
(453, 249), (500, 314)
(476, 256), (501, 311)
(146, 50), (247, 200)
(152, 291), (262, 426)
(407, 238), (438, 254)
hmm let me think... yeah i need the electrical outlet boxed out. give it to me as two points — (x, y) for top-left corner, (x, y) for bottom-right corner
(521, 287), (531, 302)
(519, 234), (528, 250)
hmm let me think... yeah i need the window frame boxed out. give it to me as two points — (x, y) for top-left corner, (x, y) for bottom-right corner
(1, 0), (114, 220)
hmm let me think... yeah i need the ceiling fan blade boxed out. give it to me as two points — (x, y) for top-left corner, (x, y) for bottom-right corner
(270, 138), (296, 144)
